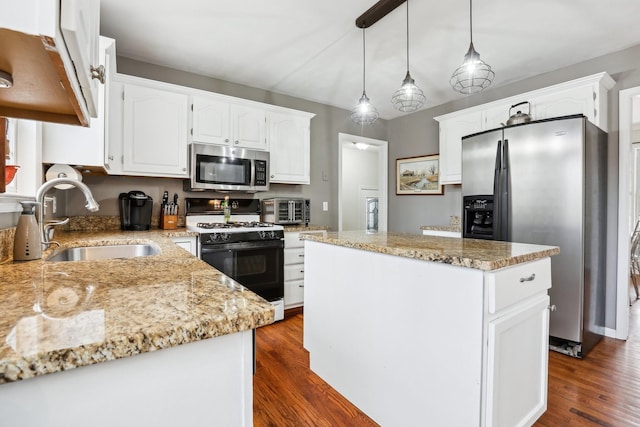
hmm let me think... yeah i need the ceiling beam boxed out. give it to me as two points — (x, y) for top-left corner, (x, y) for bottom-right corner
(355, 0), (407, 28)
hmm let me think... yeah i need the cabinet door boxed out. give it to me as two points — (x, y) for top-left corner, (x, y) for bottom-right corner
(269, 112), (311, 184)
(439, 112), (483, 184)
(531, 85), (594, 123)
(170, 236), (198, 256)
(60, 0), (101, 117)
(484, 295), (549, 427)
(123, 84), (189, 177)
(42, 37), (114, 168)
(192, 96), (230, 145)
(230, 104), (267, 150)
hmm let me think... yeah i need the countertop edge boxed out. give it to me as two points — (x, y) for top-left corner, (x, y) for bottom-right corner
(301, 232), (560, 271)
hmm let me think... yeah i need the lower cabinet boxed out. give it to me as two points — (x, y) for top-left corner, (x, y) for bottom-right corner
(283, 229), (326, 309)
(483, 258), (551, 427)
(170, 236), (198, 257)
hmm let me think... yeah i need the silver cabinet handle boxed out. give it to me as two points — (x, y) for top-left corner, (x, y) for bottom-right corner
(90, 65), (105, 84)
(300, 270), (304, 273)
(234, 140), (239, 144)
(298, 254), (304, 257)
(298, 284), (304, 288)
(224, 138), (230, 143)
(519, 273), (536, 283)
(108, 155), (114, 160)
(548, 304), (557, 312)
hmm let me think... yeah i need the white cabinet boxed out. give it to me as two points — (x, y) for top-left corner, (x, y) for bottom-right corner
(268, 111), (314, 184)
(284, 229), (325, 309)
(422, 229), (461, 238)
(484, 295), (549, 427)
(170, 236), (198, 256)
(438, 111), (483, 184)
(191, 96), (267, 150)
(0, 0), (102, 125)
(42, 37), (115, 170)
(435, 72), (615, 185)
(482, 258), (551, 427)
(120, 80), (189, 177)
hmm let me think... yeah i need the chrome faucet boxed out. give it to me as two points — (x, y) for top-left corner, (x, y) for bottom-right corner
(35, 177), (100, 249)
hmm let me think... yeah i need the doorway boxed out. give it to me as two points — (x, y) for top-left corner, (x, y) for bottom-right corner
(617, 87), (640, 340)
(338, 133), (388, 232)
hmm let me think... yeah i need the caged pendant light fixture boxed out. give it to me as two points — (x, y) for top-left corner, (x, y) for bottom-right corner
(391, 0), (425, 112)
(450, 0), (494, 94)
(351, 27), (379, 125)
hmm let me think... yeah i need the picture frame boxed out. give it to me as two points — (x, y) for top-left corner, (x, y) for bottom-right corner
(396, 154), (444, 195)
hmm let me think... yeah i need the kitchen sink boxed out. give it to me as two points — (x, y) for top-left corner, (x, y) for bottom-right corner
(46, 243), (160, 262)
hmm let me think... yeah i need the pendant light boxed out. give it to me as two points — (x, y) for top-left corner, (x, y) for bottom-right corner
(391, 0), (425, 112)
(351, 27), (379, 125)
(450, 0), (494, 94)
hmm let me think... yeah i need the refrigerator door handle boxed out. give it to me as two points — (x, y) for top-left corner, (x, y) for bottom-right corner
(493, 140), (502, 197)
(499, 139), (510, 240)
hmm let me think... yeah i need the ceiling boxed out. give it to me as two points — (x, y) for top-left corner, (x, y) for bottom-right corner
(100, 0), (640, 120)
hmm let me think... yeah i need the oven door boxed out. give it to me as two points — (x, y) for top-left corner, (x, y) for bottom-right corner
(200, 240), (284, 302)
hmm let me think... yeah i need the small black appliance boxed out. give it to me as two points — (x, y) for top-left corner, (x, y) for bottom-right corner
(118, 191), (153, 231)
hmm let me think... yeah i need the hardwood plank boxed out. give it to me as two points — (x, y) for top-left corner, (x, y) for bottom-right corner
(255, 302), (640, 426)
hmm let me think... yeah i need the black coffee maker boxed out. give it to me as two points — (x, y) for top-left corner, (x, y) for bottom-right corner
(118, 191), (153, 231)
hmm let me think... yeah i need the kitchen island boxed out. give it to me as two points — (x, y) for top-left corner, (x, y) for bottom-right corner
(0, 230), (274, 427)
(301, 231), (559, 427)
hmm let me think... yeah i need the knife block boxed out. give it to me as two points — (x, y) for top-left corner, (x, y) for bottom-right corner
(159, 211), (178, 230)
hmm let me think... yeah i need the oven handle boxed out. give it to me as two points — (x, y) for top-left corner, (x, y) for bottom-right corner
(200, 239), (284, 253)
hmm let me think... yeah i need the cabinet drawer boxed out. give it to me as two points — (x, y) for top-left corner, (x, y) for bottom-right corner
(284, 247), (305, 265)
(485, 258), (551, 314)
(284, 232), (303, 248)
(285, 264), (305, 282)
(284, 279), (305, 307)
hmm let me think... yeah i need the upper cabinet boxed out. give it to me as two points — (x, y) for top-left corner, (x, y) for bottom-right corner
(268, 111), (314, 184)
(42, 37), (115, 170)
(121, 80), (189, 177)
(191, 95), (267, 150)
(0, 0), (102, 126)
(435, 72), (615, 185)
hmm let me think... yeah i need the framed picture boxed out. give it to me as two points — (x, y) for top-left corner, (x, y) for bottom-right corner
(396, 154), (444, 195)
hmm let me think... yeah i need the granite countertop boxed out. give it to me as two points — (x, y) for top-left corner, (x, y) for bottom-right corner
(0, 229), (274, 384)
(300, 231), (559, 271)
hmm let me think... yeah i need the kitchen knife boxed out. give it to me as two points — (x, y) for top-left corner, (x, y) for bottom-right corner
(162, 191), (169, 206)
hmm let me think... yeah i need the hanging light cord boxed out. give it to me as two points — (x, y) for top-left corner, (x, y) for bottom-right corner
(362, 28), (366, 92)
(405, 0), (410, 72)
(469, 0), (473, 45)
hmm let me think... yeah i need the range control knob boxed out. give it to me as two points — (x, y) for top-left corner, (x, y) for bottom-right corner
(268, 231), (276, 239)
(221, 233), (230, 241)
(258, 230), (267, 239)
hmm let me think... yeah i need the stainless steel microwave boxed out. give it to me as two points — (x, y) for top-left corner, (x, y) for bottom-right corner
(185, 143), (269, 192)
(261, 198), (310, 225)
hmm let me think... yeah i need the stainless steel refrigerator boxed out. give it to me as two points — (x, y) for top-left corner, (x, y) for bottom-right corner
(461, 114), (607, 358)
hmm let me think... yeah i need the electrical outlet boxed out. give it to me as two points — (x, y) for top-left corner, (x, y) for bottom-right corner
(322, 201), (328, 211)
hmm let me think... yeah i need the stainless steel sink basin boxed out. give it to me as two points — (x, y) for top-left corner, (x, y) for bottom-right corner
(46, 244), (160, 262)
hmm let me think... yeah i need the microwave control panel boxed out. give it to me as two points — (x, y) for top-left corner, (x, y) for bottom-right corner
(255, 160), (267, 186)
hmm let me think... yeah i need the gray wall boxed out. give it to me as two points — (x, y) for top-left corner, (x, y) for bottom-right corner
(386, 43), (640, 330)
(64, 57), (389, 230)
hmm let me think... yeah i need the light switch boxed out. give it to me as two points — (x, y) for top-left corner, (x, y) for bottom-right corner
(322, 201), (328, 211)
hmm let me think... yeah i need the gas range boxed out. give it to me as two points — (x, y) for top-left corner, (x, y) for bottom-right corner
(185, 198), (285, 321)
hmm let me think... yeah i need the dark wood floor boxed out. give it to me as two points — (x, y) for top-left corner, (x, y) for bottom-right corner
(254, 302), (640, 426)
